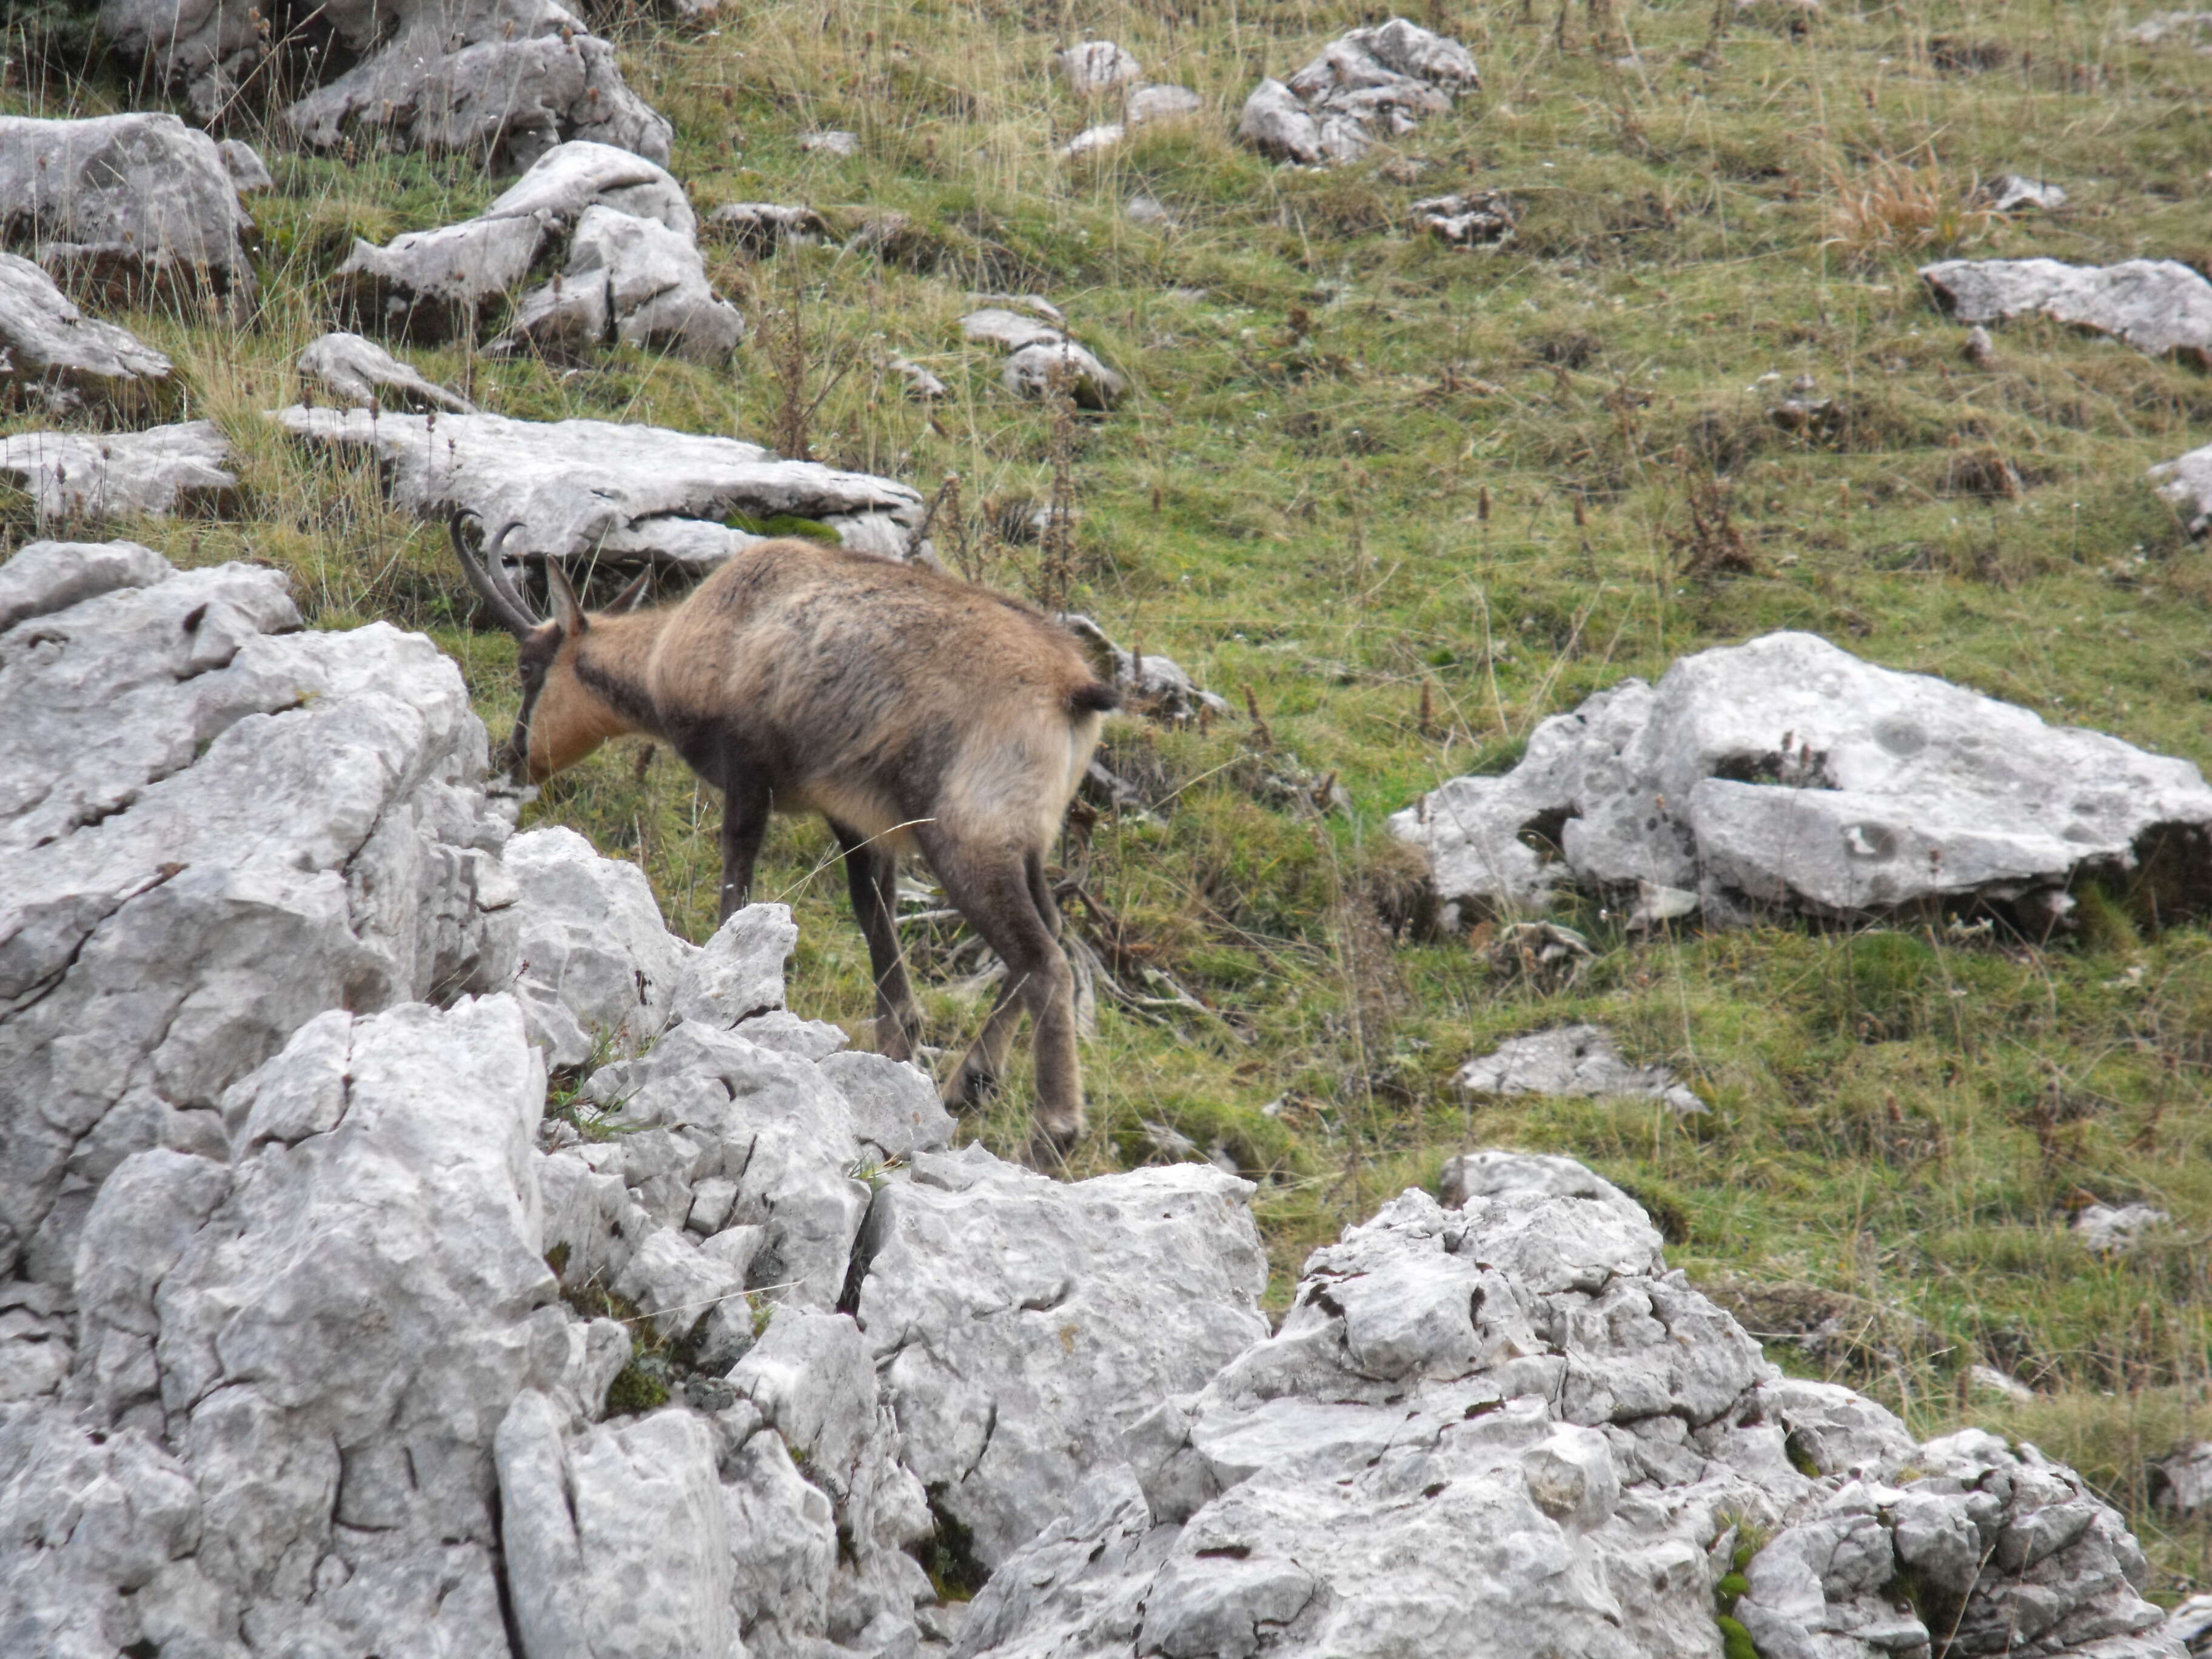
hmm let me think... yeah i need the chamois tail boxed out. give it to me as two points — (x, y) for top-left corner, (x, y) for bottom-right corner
(1067, 681), (1120, 717)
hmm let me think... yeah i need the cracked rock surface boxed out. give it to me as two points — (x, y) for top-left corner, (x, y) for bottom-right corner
(0, 251), (173, 420)
(954, 1161), (2177, 1659)
(0, 112), (257, 309)
(1238, 18), (1480, 166)
(272, 403), (930, 574)
(298, 330), (477, 415)
(1922, 256), (2212, 365)
(1389, 629), (2212, 930)
(0, 420), (239, 526)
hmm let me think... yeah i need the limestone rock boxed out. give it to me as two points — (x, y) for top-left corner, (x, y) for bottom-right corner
(1059, 122), (1125, 159)
(1059, 612), (1227, 720)
(1058, 41), (1142, 95)
(217, 138), (273, 193)
(1389, 630), (2212, 930)
(1413, 189), (1517, 246)
(1980, 173), (2067, 212)
(2074, 1201), (2171, 1255)
(957, 1155), (2176, 1659)
(856, 1146), (1269, 1571)
(2170, 1595), (2212, 1656)
(1239, 19), (1480, 166)
(1455, 1024), (1705, 1115)
(504, 826), (699, 1069)
(1003, 339), (1127, 409)
(2146, 440), (2212, 535)
(800, 130), (860, 156)
(0, 112), (256, 307)
(253, 0), (669, 169)
(0, 541), (517, 1285)
(706, 201), (831, 255)
(0, 421), (238, 526)
(337, 139), (705, 344)
(298, 330), (476, 415)
(491, 202), (745, 364)
(0, 251), (173, 420)
(1125, 84), (1202, 125)
(271, 405), (930, 574)
(2154, 1444), (2212, 1515)
(1923, 256), (2212, 365)
(2131, 10), (2212, 45)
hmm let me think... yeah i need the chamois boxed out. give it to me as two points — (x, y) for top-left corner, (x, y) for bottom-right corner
(451, 513), (1118, 1150)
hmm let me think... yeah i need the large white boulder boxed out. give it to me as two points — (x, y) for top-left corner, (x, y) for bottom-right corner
(0, 421), (238, 525)
(955, 1155), (2178, 1659)
(272, 405), (929, 575)
(1923, 256), (2212, 365)
(1390, 631), (2212, 929)
(0, 251), (173, 420)
(0, 112), (257, 308)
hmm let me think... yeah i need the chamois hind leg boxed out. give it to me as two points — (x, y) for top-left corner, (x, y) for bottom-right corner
(830, 820), (923, 1061)
(925, 831), (1084, 1152)
(717, 775), (772, 923)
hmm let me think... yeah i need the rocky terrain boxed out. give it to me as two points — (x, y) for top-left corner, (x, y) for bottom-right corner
(7, 0), (2212, 1647)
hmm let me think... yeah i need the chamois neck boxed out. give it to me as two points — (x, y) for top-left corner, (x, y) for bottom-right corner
(571, 609), (670, 739)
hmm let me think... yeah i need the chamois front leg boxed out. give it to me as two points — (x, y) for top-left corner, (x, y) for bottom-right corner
(830, 820), (923, 1060)
(717, 776), (771, 923)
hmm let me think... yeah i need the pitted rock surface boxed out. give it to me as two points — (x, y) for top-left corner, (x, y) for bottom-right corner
(953, 1161), (2177, 1659)
(1389, 630), (2212, 928)
(0, 112), (257, 306)
(272, 404), (930, 574)
(0, 420), (238, 525)
(1238, 18), (1480, 165)
(0, 540), (517, 1290)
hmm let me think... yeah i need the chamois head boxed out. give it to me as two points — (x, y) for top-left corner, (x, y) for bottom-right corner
(450, 512), (650, 783)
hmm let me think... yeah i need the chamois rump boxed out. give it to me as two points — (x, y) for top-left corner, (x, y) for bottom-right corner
(451, 513), (1118, 1150)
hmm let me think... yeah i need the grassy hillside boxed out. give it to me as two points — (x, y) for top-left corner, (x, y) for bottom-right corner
(9, 0), (2212, 1597)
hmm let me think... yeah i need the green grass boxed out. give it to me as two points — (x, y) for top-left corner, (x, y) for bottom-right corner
(10, 0), (2212, 1598)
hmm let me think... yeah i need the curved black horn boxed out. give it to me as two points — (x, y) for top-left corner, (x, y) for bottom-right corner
(449, 510), (541, 638)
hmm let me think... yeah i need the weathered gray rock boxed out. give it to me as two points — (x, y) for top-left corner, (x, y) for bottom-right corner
(800, 130), (860, 156)
(0, 112), (256, 306)
(2153, 1443), (2212, 1515)
(961, 307), (1069, 352)
(338, 139), (705, 345)
(1059, 122), (1126, 159)
(1390, 630), (2212, 930)
(0, 541), (517, 1286)
(1004, 339), (1128, 409)
(505, 826), (699, 1069)
(1239, 18), (1479, 165)
(2131, 10), (2212, 45)
(1456, 1024), (1705, 1116)
(2168, 1595), (2212, 1656)
(216, 138), (273, 193)
(2147, 439), (2212, 535)
(246, 0), (670, 169)
(2074, 1201), (2170, 1255)
(1059, 613), (1227, 720)
(1923, 256), (2212, 365)
(0, 420), (238, 526)
(1413, 189), (1517, 246)
(36, 994), (557, 1656)
(272, 405), (930, 574)
(298, 330), (476, 415)
(856, 1146), (1269, 1572)
(956, 1155), (2176, 1659)
(491, 202), (745, 364)
(1980, 173), (2067, 212)
(0, 251), (173, 420)
(1125, 83), (1202, 125)
(1058, 41), (1142, 95)
(706, 201), (831, 255)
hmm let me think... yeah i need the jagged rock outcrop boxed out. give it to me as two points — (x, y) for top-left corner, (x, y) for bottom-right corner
(960, 303), (1127, 410)
(954, 1156), (2178, 1659)
(0, 112), (257, 308)
(99, 0), (670, 169)
(1389, 630), (2212, 931)
(1922, 257), (2212, 365)
(298, 330), (477, 415)
(0, 252), (173, 420)
(271, 404), (931, 572)
(0, 540), (518, 1292)
(1238, 18), (1480, 165)
(338, 140), (739, 360)
(0, 420), (238, 525)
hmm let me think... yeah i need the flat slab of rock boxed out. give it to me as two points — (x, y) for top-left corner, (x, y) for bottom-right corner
(0, 250), (173, 419)
(272, 405), (929, 572)
(1390, 630), (2212, 930)
(0, 421), (238, 524)
(0, 540), (517, 1286)
(0, 113), (256, 307)
(299, 330), (475, 414)
(956, 1153), (2176, 1659)
(1455, 1024), (1704, 1115)
(1239, 19), (1480, 166)
(856, 1145), (1269, 1572)
(1922, 256), (2212, 364)
(257, 0), (669, 169)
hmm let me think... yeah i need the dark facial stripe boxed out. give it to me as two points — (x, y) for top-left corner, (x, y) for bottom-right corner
(574, 648), (661, 732)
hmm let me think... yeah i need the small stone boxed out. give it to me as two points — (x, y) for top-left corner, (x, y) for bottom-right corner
(799, 130), (860, 156)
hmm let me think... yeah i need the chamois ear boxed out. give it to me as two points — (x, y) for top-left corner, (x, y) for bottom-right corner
(609, 570), (652, 613)
(546, 562), (587, 635)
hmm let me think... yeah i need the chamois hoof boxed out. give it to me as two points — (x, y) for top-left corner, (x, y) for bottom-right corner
(939, 1059), (999, 1113)
(1030, 1113), (1084, 1166)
